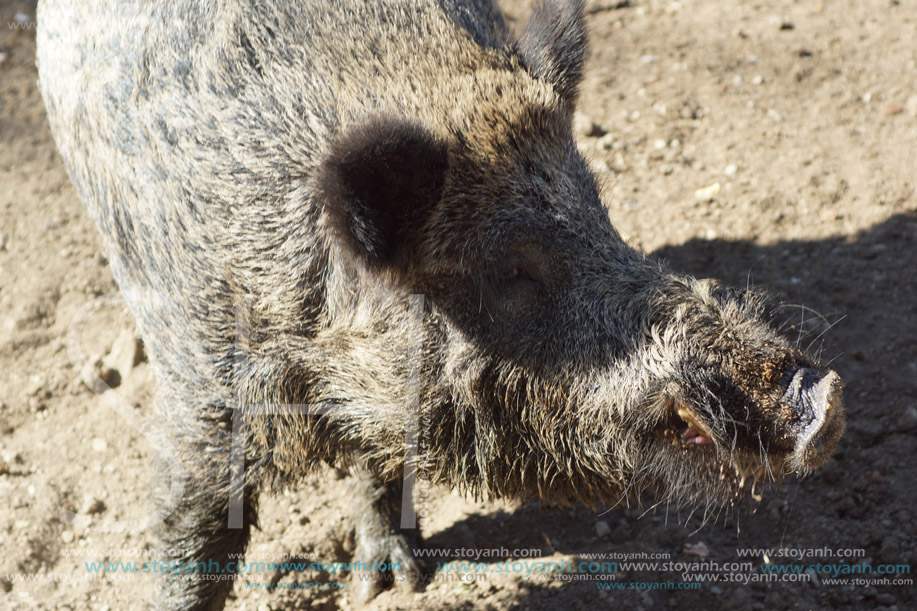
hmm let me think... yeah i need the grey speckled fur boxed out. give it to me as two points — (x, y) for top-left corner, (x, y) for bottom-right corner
(37, 1), (843, 608)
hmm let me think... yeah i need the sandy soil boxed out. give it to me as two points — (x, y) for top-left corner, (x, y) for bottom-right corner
(1, 0), (915, 609)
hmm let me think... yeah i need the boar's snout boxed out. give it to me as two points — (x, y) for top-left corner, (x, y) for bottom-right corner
(784, 368), (845, 472)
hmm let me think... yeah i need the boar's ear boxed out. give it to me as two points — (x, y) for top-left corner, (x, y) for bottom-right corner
(515, 0), (588, 104)
(320, 115), (449, 273)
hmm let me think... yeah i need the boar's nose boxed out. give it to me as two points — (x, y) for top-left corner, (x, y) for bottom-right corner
(785, 369), (845, 472)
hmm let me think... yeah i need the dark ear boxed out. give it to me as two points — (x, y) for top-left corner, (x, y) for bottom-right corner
(320, 115), (449, 272)
(515, 0), (588, 104)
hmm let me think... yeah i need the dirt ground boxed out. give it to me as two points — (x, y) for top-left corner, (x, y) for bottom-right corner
(1, 0), (915, 609)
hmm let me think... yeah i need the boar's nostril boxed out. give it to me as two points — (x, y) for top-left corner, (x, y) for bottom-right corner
(783, 367), (823, 416)
(790, 370), (845, 472)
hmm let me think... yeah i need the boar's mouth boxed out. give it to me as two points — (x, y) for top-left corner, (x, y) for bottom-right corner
(661, 399), (716, 447)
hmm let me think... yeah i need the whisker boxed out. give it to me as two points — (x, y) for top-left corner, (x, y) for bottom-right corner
(804, 314), (846, 353)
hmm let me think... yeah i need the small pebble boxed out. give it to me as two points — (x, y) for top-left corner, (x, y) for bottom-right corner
(724, 164), (737, 176)
(684, 541), (710, 557)
(881, 104), (903, 117)
(28, 397), (46, 412)
(594, 520), (611, 537)
(2, 451), (23, 465)
(694, 183), (721, 201)
(573, 112), (606, 138)
(98, 367), (121, 388)
(876, 593), (896, 606)
(80, 359), (106, 394)
(61, 530), (75, 544)
(102, 329), (145, 378)
(807, 568), (821, 586)
(906, 95), (917, 117)
(587, 123), (607, 138)
(91, 438), (108, 452)
(82, 496), (107, 515)
(573, 111), (590, 134)
(897, 406), (917, 431)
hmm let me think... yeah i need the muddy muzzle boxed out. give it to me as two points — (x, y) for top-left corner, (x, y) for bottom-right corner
(784, 368), (845, 472)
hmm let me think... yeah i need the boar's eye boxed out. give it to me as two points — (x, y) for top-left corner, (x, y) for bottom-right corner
(497, 260), (543, 287)
(511, 265), (540, 283)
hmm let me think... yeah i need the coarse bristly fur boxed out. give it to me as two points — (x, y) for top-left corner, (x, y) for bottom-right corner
(37, 0), (845, 608)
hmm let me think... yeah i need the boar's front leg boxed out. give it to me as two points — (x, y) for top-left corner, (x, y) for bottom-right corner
(350, 468), (424, 603)
(150, 395), (258, 610)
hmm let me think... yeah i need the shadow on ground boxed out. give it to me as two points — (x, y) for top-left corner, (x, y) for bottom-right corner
(408, 211), (916, 609)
